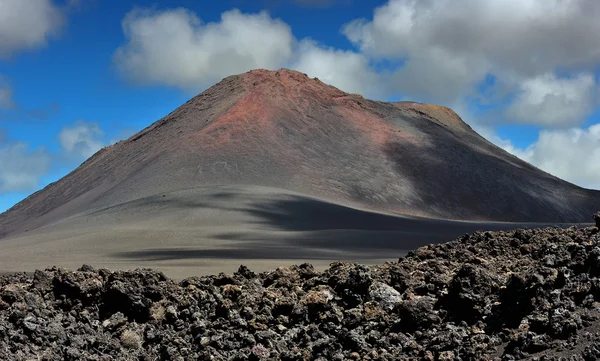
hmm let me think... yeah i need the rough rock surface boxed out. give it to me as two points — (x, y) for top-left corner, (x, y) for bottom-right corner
(2, 222), (600, 360)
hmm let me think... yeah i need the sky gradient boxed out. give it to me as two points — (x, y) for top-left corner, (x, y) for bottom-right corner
(1, 0), (599, 213)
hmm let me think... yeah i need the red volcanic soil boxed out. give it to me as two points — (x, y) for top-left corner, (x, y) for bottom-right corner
(1, 68), (599, 240)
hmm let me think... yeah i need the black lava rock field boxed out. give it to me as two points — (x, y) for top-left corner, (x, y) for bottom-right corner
(2, 222), (600, 360)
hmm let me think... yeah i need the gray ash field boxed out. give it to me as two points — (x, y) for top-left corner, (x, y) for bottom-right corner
(2, 218), (600, 360)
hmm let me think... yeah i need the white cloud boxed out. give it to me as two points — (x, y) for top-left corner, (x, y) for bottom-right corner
(0, 120), (107, 194)
(0, 141), (50, 192)
(508, 73), (597, 127)
(501, 124), (600, 189)
(113, 6), (387, 98)
(0, 0), (64, 58)
(291, 41), (385, 98)
(344, 0), (600, 74)
(390, 48), (489, 105)
(342, 0), (600, 124)
(58, 121), (104, 158)
(112, 2), (600, 127)
(114, 8), (294, 89)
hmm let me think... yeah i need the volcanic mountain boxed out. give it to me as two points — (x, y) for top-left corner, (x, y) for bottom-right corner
(0, 69), (598, 276)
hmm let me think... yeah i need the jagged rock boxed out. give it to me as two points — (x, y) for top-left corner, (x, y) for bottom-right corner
(1, 284), (25, 305)
(395, 295), (440, 331)
(369, 282), (402, 310)
(1, 225), (600, 359)
(31, 270), (53, 294)
(440, 264), (500, 324)
(102, 312), (127, 331)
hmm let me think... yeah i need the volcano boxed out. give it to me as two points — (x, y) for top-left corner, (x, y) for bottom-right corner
(0, 69), (598, 276)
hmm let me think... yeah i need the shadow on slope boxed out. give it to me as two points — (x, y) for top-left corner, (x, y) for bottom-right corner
(114, 190), (562, 261)
(383, 116), (596, 222)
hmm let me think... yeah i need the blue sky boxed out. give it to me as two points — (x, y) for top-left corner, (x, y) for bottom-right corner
(1, 0), (600, 213)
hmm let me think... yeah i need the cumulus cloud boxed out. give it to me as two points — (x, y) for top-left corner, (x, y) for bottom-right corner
(58, 121), (104, 158)
(343, 0), (600, 124)
(344, 0), (600, 74)
(0, 141), (51, 193)
(113, 2), (600, 126)
(508, 73), (598, 127)
(0, 120), (108, 194)
(291, 41), (385, 98)
(0, 0), (65, 58)
(114, 8), (294, 89)
(501, 124), (600, 189)
(113, 6), (386, 98)
(390, 48), (489, 105)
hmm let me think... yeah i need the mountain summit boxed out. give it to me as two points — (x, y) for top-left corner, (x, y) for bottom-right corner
(1, 69), (599, 241)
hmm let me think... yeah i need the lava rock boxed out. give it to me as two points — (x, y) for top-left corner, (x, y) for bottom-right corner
(369, 282), (402, 310)
(1, 225), (600, 359)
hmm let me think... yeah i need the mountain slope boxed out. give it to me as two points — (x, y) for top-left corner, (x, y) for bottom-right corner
(1, 69), (598, 240)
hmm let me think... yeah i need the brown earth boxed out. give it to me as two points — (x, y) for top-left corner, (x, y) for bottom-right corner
(0, 68), (598, 276)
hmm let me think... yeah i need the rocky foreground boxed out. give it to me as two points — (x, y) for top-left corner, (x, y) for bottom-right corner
(1, 215), (600, 360)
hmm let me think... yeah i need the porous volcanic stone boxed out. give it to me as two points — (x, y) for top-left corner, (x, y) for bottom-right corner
(2, 222), (600, 360)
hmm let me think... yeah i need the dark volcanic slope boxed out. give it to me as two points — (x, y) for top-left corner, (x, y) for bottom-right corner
(2, 223), (600, 360)
(1, 69), (599, 238)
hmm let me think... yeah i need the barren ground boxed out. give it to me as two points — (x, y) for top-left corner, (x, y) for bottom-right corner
(0, 185), (578, 279)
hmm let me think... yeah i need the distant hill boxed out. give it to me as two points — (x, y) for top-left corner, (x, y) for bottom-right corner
(1, 68), (599, 240)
